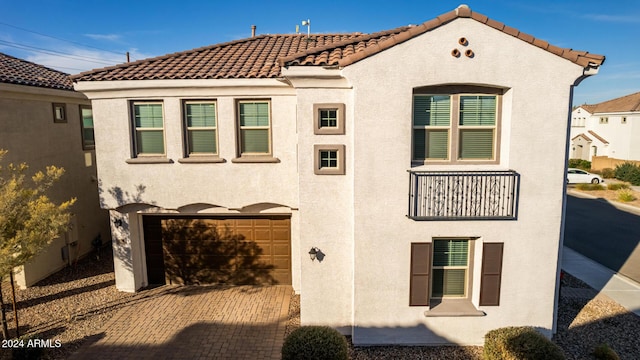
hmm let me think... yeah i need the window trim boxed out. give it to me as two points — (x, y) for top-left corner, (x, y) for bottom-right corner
(181, 100), (221, 160)
(412, 86), (503, 166)
(235, 99), (274, 159)
(79, 105), (95, 150)
(599, 117), (609, 124)
(53, 103), (67, 123)
(621, 117), (627, 124)
(314, 103), (345, 135)
(130, 101), (166, 158)
(314, 144), (345, 175)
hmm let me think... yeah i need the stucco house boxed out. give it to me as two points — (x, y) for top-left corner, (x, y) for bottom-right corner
(72, 5), (604, 345)
(0, 52), (110, 287)
(570, 92), (640, 161)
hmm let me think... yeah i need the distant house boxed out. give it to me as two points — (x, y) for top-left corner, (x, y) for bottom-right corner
(72, 5), (604, 345)
(571, 92), (640, 161)
(0, 52), (110, 288)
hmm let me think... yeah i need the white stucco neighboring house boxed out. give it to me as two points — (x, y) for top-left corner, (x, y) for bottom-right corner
(571, 92), (640, 161)
(72, 5), (604, 345)
(0, 52), (110, 288)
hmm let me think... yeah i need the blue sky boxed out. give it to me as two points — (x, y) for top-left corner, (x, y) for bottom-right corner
(1, 0), (638, 105)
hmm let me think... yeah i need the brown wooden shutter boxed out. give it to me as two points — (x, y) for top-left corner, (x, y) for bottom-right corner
(410, 243), (431, 306)
(479, 242), (504, 306)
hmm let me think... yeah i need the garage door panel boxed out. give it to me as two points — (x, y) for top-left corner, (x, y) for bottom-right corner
(146, 216), (291, 285)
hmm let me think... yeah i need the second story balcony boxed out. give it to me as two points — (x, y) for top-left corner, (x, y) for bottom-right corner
(408, 170), (520, 220)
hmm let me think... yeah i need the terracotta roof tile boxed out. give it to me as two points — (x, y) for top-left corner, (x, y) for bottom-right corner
(572, 133), (592, 142)
(585, 92), (640, 113)
(588, 130), (609, 144)
(0, 52), (74, 91)
(72, 5), (605, 82)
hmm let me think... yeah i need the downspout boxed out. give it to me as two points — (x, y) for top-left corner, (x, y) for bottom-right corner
(553, 63), (601, 334)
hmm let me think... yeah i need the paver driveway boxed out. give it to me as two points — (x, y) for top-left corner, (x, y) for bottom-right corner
(69, 285), (292, 360)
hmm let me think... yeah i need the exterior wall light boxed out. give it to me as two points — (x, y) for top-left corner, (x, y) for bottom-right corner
(309, 247), (320, 261)
(113, 219), (123, 227)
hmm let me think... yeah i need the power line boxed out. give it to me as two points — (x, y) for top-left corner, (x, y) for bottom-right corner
(0, 21), (124, 56)
(0, 39), (119, 65)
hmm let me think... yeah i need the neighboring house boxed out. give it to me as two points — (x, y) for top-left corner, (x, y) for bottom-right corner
(570, 92), (640, 161)
(71, 5), (604, 345)
(0, 52), (110, 288)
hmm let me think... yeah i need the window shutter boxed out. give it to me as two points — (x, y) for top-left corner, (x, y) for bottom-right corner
(479, 243), (503, 306)
(410, 243), (431, 306)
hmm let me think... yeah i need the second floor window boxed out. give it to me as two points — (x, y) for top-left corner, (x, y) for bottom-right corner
(238, 100), (271, 155)
(184, 101), (217, 155)
(132, 102), (165, 156)
(412, 88), (501, 164)
(80, 105), (95, 149)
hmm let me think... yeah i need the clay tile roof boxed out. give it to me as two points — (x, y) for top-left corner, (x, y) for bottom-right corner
(572, 133), (592, 142)
(0, 52), (74, 91)
(588, 91), (640, 113)
(587, 130), (609, 144)
(576, 104), (597, 113)
(72, 5), (605, 82)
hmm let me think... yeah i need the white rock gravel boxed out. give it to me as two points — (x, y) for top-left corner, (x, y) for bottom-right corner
(2, 252), (639, 360)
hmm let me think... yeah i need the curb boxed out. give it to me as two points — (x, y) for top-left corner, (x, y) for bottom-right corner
(567, 189), (640, 216)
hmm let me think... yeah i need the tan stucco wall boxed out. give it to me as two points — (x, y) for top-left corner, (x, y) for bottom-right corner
(0, 83), (110, 287)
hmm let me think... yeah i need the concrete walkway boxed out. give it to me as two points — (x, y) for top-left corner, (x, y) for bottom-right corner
(69, 285), (291, 360)
(562, 246), (640, 317)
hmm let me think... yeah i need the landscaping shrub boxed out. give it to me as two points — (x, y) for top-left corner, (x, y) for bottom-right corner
(601, 168), (615, 179)
(568, 159), (591, 170)
(617, 189), (636, 202)
(606, 183), (629, 191)
(593, 343), (620, 360)
(614, 162), (640, 186)
(282, 326), (349, 360)
(483, 326), (565, 360)
(575, 183), (605, 191)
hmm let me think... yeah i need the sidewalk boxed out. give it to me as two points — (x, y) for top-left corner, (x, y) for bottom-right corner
(562, 246), (640, 317)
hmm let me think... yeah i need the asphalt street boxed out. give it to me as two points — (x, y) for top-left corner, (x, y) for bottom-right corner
(564, 193), (640, 284)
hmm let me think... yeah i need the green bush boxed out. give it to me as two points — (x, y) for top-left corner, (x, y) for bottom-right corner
(282, 326), (349, 360)
(575, 183), (605, 191)
(483, 326), (565, 360)
(614, 162), (640, 186)
(606, 183), (629, 190)
(593, 343), (620, 360)
(568, 159), (592, 170)
(601, 168), (615, 179)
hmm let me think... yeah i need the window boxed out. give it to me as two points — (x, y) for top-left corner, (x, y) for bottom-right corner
(132, 102), (165, 156)
(410, 241), (503, 308)
(80, 105), (95, 149)
(53, 103), (66, 123)
(599, 117), (608, 124)
(184, 101), (218, 156)
(412, 87), (501, 164)
(238, 100), (271, 155)
(622, 117), (627, 124)
(432, 239), (469, 298)
(314, 144), (345, 175)
(314, 103), (345, 134)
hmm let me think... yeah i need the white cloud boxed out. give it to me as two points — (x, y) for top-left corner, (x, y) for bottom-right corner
(25, 46), (154, 74)
(84, 33), (122, 42)
(581, 14), (640, 23)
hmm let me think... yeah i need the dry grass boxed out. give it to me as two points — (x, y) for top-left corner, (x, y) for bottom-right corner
(571, 181), (640, 208)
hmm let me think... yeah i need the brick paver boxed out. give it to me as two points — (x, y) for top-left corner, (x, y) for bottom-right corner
(69, 285), (292, 360)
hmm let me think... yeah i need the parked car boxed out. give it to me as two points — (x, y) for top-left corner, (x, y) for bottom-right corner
(567, 168), (604, 184)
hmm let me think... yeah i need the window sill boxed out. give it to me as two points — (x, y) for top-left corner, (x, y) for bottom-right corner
(178, 157), (226, 164)
(126, 157), (174, 164)
(231, 156), (280, 163)
(424, 299), (486, 317)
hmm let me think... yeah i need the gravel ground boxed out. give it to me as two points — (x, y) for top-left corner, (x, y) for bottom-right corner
(2, 250), (639, 359)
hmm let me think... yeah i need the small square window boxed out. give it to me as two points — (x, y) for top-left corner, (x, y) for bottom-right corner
(599, 117), (609, 124)
(53, 103), (66, 123)
(314, 144), (345, 175)
(622, 117), (627, 124)
(314, 103), (345, 135)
